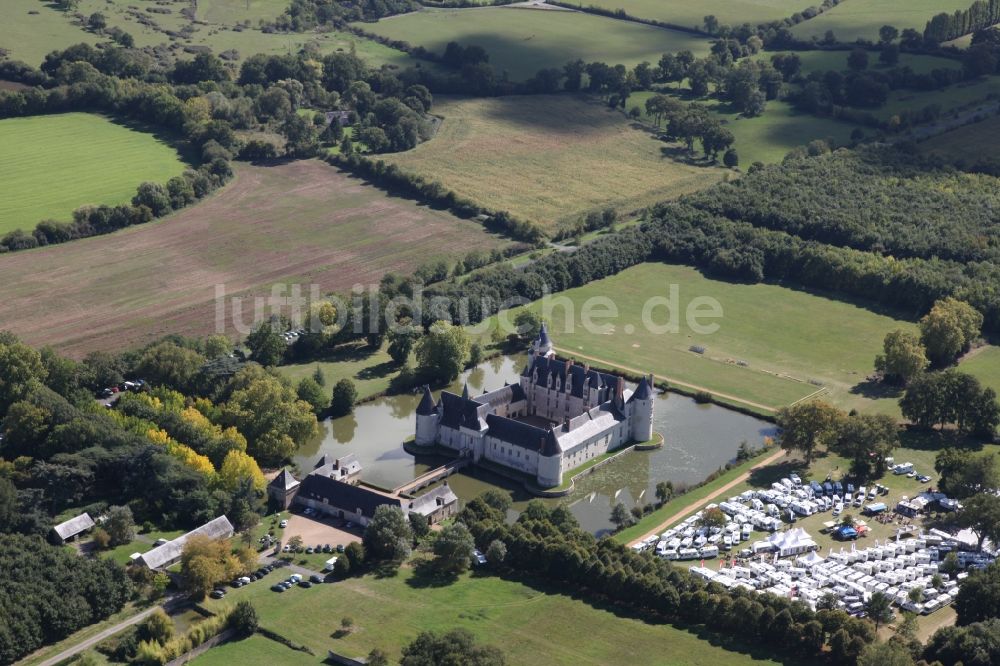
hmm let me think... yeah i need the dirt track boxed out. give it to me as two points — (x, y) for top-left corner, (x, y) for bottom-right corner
(0, 160), (503, 357)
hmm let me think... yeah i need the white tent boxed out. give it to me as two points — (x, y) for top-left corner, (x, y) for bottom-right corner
(797, 550), (825, 566)
(766, 528), (817, 557)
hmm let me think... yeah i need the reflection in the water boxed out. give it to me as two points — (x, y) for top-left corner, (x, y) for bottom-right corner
(293, 354), (776, 534)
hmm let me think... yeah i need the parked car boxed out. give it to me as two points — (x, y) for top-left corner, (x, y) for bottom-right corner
(310, 574), (324, 584)
(279, 520), (288, 528)
(298, 580), (313, 588)
(210, 589), (226, 599)
(472, 549), (488, 566)
(271, 584), (285, 592)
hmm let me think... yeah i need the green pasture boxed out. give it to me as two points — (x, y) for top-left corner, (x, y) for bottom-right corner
(192, 635), (316, 666)
(566, 0), (809, 30)
(759, 49), (961, 76)
(199, 565), (788, 665)
(876, 75), (1000, 120)
(481, 262), (918, 413)
(628, 91), (858, 165)
(196, 0), (291, 25)
(1, 0), (100, 67)
(919, 109), (1000, 160)
(959, 345), (1000, 396)
(790, 0), (974, 43)
(0, 113), (186, 234)
(357, 7), (711, 81)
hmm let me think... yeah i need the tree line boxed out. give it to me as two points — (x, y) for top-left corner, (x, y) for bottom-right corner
(924, 0), (1000, 43)
(456, 492), (879, 662)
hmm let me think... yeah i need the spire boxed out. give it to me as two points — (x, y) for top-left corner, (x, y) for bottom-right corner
(462, 382), (470, 400)
(532, 321), (553, 356)
(629, 375), (652, 402)
(416, 385), (436, 416)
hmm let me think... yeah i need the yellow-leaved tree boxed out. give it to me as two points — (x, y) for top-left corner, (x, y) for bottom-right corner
(218, 449), (266, 493)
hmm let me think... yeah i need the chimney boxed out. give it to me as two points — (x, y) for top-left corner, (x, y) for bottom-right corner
(563, 417), (570, 432)
(616, 377), (625, 406)
(584, 363), (590, 374)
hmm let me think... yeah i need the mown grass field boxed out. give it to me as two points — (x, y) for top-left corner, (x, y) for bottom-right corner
(573, 0), (810, 30)
(790, 0), (973, 43)
(0, 160), (506, 357)
(359, 7), (710, 81)
(199, 566), (789, 666)
(627, 92), (859, 165)
(485, 262), (917, 413)
(918, 112), (1000, 158)
(383, 95), (724, 230)
(959, 345), (1000, 396)
(192, 635), (316, 666)
(0, 113), (186, 234)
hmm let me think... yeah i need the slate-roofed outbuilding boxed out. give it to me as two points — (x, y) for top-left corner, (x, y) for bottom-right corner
(269, 469), (300, 492)
(137, 516), (235, 569)
(52, 513), (95, 543)
(297, 473), (402, 518)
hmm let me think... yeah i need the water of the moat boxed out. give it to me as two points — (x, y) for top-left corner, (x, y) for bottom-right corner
(293, 354), (777, 536)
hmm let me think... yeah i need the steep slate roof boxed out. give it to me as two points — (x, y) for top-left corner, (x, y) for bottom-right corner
(138, 516), (234, 569)
(297, 473), (402, 517)
(526, 355), (616, 399)
(537, 322), (551, 348)
(416, 385), (436, 415)
(407, 485), (459, 516)
(628, 376), (652, 402)
(484, 414), (560, 456)
(52, 513), (95, 541)
(438, 391), (483, 430)
(269, 469), (300, 491)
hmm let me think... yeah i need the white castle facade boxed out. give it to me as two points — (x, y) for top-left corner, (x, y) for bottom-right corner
(415, 324), (654, 488)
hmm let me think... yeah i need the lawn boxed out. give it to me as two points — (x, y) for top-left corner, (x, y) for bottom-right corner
(958, 345), (1000, 396)
(919, 113), (1000, 159)
(383, 95), (724, 231)
(628, 91), (860, 165)
(0, 113), (187, 234)
(573, 0), (812, 30)
(790, 0), (973, 43)
(199, 565), (789, 665)
(0, 160), (507, 357)
(276, 342), (400, 402)
(192, 635), (317, 666)
(483, 262), (918, 414)
(358, 6), (711, 81)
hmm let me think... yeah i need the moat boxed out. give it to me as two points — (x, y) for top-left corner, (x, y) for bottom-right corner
(294, 354), (777, 536)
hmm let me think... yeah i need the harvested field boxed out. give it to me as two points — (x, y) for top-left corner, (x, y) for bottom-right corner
(0, 160), (506, 357)
(383, 95), (724, 231)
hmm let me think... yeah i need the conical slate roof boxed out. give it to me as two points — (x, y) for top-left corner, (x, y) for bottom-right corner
(537, 322), (551, 347)
(269, 469), (299, 490)
(629, 376), (652, 402)
(416, 385), (436, 415)
(461, 382), (470, 400)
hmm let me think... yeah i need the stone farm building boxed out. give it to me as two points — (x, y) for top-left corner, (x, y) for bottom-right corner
(268, 454), (458, 527)
(136, 516), (235, 570)
(51, 512), (95, 545)
(415, 324), (655, 488)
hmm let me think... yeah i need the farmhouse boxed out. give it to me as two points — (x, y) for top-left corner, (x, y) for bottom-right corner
(51, 512), (95, 545)
(269, 456), (459, 527)
(136, 516), (235, 570)
(415, 324), (655, 487)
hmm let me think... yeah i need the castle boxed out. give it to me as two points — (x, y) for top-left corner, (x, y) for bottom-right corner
(415, 324), (654, 488)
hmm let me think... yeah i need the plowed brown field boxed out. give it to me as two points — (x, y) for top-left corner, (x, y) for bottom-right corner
(0, 160), (505, 357)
